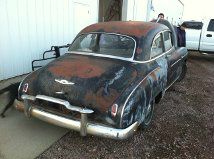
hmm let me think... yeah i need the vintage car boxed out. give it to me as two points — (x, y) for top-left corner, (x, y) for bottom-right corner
(15, 20), (188, 139)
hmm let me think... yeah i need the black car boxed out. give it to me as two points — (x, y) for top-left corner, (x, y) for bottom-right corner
(15, 20), (188, 139)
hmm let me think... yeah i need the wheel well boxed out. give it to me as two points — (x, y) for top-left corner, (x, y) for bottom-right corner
(155, 91), (163, 104)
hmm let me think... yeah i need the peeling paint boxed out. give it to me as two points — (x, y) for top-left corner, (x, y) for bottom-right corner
(18, 21), (188, 130)
(108, 67), (125, 85)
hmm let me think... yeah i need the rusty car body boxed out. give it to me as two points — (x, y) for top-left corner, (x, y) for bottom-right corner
(15, 20), (188, 139)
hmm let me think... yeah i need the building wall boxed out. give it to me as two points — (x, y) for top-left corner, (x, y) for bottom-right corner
(122, 0), (148, 21)
(0, 0), (99, 80)
(122, 0), (184, 25)
(151, 0), (184, 25)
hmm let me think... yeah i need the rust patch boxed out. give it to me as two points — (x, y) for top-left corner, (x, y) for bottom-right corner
(48, 57), (106, 78)
(136, 48), (143, 54)
(14, 100), (24, 112)
(150, 67), (161, 81)
(80, 21), (160, 38)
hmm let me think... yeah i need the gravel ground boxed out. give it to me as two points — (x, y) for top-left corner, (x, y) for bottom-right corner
(37, 51), (214, 159)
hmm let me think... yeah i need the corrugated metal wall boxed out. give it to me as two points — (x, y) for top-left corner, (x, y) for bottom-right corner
(0, 0), (98, 80)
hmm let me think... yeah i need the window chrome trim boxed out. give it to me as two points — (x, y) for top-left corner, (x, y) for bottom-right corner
(68, 32), (136, 60)
(66, 29), (175, 64)
(171, 58), (181, 67)
(67, 46), (175, 64)
(67, 51), (135, 61)
(131, 46), (175, 64)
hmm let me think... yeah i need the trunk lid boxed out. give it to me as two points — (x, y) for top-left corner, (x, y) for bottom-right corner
(28, 53), (138, 113)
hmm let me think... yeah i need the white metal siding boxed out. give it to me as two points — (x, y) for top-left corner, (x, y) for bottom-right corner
(151, 0), (184, 25)
(122, 0), (184, 25)
(0, 0), (98, 80)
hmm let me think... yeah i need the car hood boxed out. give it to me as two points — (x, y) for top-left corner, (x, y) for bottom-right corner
(21, 53), (138, 113)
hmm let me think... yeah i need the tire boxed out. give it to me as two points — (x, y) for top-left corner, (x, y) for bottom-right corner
(140, 100), (155, 129)
(177, 63), (187, 82)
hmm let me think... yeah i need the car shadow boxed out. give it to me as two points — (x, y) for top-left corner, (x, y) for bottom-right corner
(188, 51), (214, 62)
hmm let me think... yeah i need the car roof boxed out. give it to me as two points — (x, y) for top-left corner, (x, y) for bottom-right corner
(79, 21), (167, 38)
(78, 21), (168, 61)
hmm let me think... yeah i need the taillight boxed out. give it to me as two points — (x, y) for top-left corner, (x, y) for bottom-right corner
(111, 104), (118, 117)
(22, 83), (29, 93)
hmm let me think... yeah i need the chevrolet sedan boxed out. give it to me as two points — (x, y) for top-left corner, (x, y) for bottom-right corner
(15, 20), (188, 139)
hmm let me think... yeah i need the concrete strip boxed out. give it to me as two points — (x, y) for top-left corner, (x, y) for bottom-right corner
(0, 106), (68, 159)
(0, 74), (26, 89)
(0, 75), (68, 159)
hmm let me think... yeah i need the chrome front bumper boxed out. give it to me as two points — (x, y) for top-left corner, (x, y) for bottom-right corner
(14, 95), (139, 139)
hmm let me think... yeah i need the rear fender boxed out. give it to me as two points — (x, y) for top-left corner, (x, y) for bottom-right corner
(119, 66), (166, 128)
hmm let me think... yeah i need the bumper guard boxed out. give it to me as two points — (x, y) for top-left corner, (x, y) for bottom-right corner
(14, 95), (139, 139)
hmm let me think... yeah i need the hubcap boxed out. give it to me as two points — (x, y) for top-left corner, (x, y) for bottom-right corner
(144, 102), (153, 125)
(146, 103), (151, 117)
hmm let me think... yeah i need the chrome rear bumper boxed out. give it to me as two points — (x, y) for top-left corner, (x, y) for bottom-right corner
(14, 95), (139, 139)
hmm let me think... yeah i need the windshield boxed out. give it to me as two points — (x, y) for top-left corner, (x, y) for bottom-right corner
(68, 33), (135, 58)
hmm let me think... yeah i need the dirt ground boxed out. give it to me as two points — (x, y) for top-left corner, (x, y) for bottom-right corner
(37, 51), (214, 159)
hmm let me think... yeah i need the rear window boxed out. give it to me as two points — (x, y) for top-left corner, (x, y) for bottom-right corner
(69, 33), (135, 58)
(181, 21), (203, 30)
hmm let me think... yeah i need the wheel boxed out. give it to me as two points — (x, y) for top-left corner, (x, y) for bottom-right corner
(177, 63), (187, 82)
(141, 100), (155, 129)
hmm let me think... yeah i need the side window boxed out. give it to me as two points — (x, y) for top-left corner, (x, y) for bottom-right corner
(151, 34), (163, 59)
(182, 21), (203, 30)
(163, 31), (173, 51)
(207, 19), (214, 32)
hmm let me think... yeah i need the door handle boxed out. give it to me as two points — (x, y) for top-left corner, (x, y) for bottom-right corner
(206, 34), (212, 37)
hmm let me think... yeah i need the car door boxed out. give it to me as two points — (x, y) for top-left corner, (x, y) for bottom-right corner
(183, 21), (203, 50)
(163, 31), (181, 87)
(200, 19), (214, 53)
